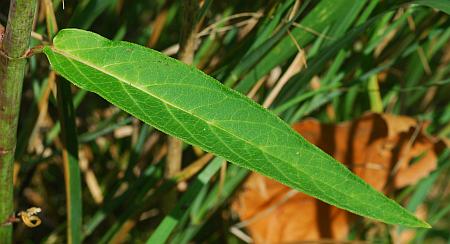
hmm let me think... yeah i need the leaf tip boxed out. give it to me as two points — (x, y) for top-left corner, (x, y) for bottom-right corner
(418, 220), (432, 229)
(405, 218), (432, 229)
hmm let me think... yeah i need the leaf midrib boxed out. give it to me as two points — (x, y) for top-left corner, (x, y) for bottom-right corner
(49, 46), (414, 226)
(50, 46), (303, 185)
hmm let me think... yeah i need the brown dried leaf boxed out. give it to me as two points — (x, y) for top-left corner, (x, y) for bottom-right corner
(232, 113), (447, 243)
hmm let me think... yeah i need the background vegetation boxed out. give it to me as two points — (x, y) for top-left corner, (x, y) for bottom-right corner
(0, 0), (449, 243)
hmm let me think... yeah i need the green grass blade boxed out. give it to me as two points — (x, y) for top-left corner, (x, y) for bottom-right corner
(182, 167), (250, 243)
(43, 29), (429, 228)
(43, 3), (83, 242)
(147, 157), (224, 243)
(236, 0), (361, 93)
(368, 75), (383, 112)
(172, 165), (249, 244)
(411, 150), (450, 242)
(404, 150), (450, 225)
(83, 163), (157, 236)
(56, 79), (83, 244)
(83, 163), (161, 240)
(78, 116), (133, 143)
(225, 1), (304, 89)
(68, 0), (117, 29)
(412, 0), (450, 15)
(98, 166), (166, 243)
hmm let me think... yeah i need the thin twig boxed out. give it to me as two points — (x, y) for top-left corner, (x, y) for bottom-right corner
(262, 48), (306, 108)
(197, 12), (262, 37)
(161, 12), (263, 56)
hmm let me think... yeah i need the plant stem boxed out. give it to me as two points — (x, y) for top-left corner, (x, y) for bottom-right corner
(0, 0), (36, 242)
(368, 75), (383, 113)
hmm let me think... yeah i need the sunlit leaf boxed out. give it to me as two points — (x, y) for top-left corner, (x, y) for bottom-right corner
(43, 29), (429, 228)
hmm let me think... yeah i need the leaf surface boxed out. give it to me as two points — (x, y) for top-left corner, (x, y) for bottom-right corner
(412, 0), (450, 15)
(43, 29), (429, 228)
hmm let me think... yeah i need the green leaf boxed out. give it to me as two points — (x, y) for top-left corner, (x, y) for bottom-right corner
(147, 157), (224, 244)
(43, 28), (429, 228)
(412, 0), (450, 15)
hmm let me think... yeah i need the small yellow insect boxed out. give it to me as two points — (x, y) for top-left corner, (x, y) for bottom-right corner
(18, 207), (42, 228)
